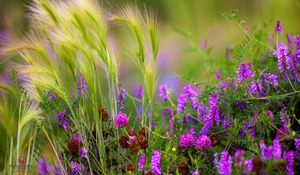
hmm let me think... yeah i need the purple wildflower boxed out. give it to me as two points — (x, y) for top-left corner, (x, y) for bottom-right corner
(286, 34), (294, 48)
(49, 91), (57, 101)
(118, 88), (126, 112)
(114, 113), (129, 128)
(208, 95), (220, 125)
(57, 109), (69, 131)
(138, 154), (146, 172)
(243, 159), (253, 174)
(70, 161), (84, 175)
(286, 54), (299, 80)
(249, 78), (265, 97)
(275, 20), (282, 35)
(192, 170), (200, 175)
(295, 36), (300, 62)
(261, 73), (279, 87)
(280, 110), (290, 130)
(77, 75), (88, 96)
(273, 139), (282, 161)
(233, 150), (245, 168)
(137, 86), (143, 100)
(266, 111), (274, 120)
(194, 135), (212, 151)
(159, 84), (169, 101)
(237, 63), (252, 83)
(273, 43), (289, 73)
(80, 147), (88, 158)
(215, 151), (233, 175)
(184, 84), (200, 110)
(38, 159), (53, 175)
(295, 138), (300, 151)
(177, 93), (187, 115)
(222, 116), (231, 129)
(150, 150), (162, 175)
(179, 133), (195, 147)
(216, 70), (222, 80)
(284, 151), (294, 175)
(259, 140), (273, 161)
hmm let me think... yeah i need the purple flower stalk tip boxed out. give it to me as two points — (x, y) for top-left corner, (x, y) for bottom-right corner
(77, 75), (88, 96)
(284, 151), (294, 175)
(215, 151), (233, 175)
(80, 147), (88, 158)
(275, 20), (282, 35)
(114, 113), (129, 128)
(150, 150), (162, 175)
(118, 88), (126, 112)
(138, 154), (146, 172)
(159, 84), (169, 101)
(272, 139), (282, 161)
(38, 158), (53, 175)
(237, 63), (252, 83)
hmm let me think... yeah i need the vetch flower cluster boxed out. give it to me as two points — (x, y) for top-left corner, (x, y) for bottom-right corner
(150, 150), (162, 175)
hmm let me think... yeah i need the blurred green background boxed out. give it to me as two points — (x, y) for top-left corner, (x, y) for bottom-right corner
(1, 0), (300, 84)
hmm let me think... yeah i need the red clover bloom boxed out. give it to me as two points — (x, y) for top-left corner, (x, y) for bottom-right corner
(194, 135), (212, 151)
(179, 133), (195, 147)
(114, 113), (129, 128)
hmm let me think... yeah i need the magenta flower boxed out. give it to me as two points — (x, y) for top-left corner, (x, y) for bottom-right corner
(284, 151), (294, 175)
(275, 20), (282, 35)
(117, 88), (126, 112)
(233, 150), (245, 168)
(80, 147), (88, 158)
(138, 154), (146, 172)
(150, 150), (162, 175)
(38, 159), (53, 175)
(159, 84), (169, 101)
(243, 159), (253, 174)
(194, 135), (212, 151)
(237, 63), (252, 83)
(272, 139), (282, 161)
(77, 75), (88, 96)
(179, 133), (195, 147)
(114, 113), (129, 128)
(177, 93), (187, 115)
(273, 43), (289, 73)
(215, 151), (233, 175)
(295, 138), (300, 151)
(260, 140), (273, 161)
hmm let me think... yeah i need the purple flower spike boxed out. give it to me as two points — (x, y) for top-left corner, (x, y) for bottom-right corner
(234, 150), (245, 168)
(57, 109), (69, 131)
(275, 20), (282, 35)
(237, 63), (252, 83)
(138, 154), (146, 172)
(77, 75), (88, 96)
(159, 84), (169, 101)
(177, 93), (187, 115)
(273, 43), (289, 73)
(243, 159), (253, 174)
(38, 158), (53, 175)
(295, 138), (300, 151)
(80, 147), (88, 158)
(179, 133), (195, 147)
(284, 151), (294, 175)
(150, 150), (162, 175)
(273, 139), (282, 161)
(215, 151), (233, 175)
(114, 113), (129, 128)
(118, 88), (126, 112)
